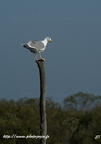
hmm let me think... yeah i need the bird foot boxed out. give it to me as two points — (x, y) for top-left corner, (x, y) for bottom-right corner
(41, 58), (45, 61)
(35, 58), (45, 62)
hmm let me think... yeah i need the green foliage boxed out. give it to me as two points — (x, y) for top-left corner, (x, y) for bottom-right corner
(0, 92), (101, 144)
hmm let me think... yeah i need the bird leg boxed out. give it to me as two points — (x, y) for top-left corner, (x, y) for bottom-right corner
(39, 52), (45, 61)
(34, 54), (38, 60)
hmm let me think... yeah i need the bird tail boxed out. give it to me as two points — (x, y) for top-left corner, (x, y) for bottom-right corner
(22, 44), (29, 49)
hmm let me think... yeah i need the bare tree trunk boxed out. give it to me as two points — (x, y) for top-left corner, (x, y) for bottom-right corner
(36, 60), (47, 144)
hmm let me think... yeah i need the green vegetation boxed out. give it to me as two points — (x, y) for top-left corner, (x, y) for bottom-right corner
(0, 92), (101, 144)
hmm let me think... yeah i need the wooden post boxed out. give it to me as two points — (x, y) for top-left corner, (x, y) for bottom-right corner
(36, 60), (47, 144)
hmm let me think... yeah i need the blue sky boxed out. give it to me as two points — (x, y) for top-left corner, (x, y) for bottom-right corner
(0, 0), (101, 103)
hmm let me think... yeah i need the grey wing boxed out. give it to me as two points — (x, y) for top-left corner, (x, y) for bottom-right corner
(22, 44), (37, 53)
(28, 41), (45, 50)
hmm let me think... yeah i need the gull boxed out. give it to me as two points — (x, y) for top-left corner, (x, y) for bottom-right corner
(22, 37), (52, 61)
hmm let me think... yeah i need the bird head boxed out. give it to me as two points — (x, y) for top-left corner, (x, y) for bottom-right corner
(46, 37), (53, 43)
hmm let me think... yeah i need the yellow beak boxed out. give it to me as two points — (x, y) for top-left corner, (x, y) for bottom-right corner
(50, 40), (53, 43)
